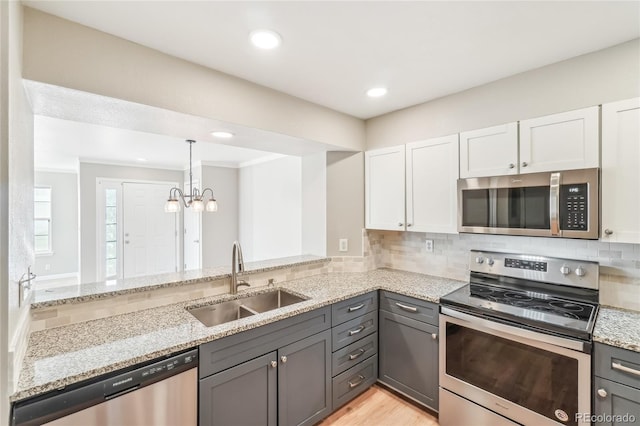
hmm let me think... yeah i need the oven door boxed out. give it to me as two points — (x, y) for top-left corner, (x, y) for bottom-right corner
(439, 308), (591, 426)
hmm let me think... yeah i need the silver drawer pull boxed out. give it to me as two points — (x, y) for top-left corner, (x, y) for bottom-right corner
(612, 362), (640, 377)
(348, 374), (365, 388)
(348, 304), (365, 312)
(395, 302), (418, 313)
(348, 348), (366, 360)
(348, 325), (365, 336)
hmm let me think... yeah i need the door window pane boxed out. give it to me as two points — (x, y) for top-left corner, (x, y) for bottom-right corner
(105, 189), (118, 279)
(34, 187), (52, 253)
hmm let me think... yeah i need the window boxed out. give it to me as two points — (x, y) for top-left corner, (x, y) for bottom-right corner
(34, 187), (52, 254)
(105, 188), (118, 278)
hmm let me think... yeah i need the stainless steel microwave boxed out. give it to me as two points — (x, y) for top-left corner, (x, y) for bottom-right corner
(457, 168), (599, 239)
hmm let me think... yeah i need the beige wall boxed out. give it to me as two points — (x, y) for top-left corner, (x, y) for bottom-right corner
(2, 2), (34, 420)
(22, 8), (365, 152)
(366, 39), (640, 149)
(326, 152), (364, 256)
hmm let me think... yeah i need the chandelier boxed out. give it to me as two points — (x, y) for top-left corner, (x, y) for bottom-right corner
(164, 139), (218, 213)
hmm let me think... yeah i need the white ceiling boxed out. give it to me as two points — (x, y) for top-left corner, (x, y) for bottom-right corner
(23, 1), (640, 119)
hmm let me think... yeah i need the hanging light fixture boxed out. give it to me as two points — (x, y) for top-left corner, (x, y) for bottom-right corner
(165, 139), (218, 213)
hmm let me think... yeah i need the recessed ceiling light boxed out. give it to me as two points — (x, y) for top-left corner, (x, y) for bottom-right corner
(211, 131), (234, 139)
(367, 87), (388, 98)
(249, 30), (282, 49)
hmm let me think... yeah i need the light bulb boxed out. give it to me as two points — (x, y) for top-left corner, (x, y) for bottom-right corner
(191, 199), (205, 212)
(205, 199), (218, 212)
(164, 199), (180, 213)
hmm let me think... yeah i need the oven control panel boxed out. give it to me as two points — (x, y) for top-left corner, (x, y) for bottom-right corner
(470, 250), (599, 290)
(504, 258), (547, 272)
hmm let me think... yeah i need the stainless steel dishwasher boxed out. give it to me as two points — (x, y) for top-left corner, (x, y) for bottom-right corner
(12, 348), (198, 426)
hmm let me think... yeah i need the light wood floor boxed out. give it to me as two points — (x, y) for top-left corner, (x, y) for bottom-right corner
(320, 385), (439, 426)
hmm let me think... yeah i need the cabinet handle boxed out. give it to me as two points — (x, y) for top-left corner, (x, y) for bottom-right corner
(604, 229), (613, 236)
(395, 302), (418, 313)
(280, 356), (287, 364)
(407, 223), (412, 227)
(597, 388), (607, 398)
(348, 375), (365, 388)
(270, 360), (277, 368)
(612, 362), (640, 377)
(522, 161), (528, 167)
(432, 333), (438, 340)
(348, 325), (365, 336)
(508, 163), (515, 169)
(348, 348), (366, 360)
(348, 304), (364, 312)
(398, 222), (404, 227)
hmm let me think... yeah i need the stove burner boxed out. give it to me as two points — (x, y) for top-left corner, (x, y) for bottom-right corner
(530, 305), (580, 320)
(504, 292), (533, 301)
(549, 301), (584, 312)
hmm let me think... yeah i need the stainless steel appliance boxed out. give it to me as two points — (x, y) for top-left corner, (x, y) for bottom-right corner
(12, 349), (198, 426)
(439, 250), (599, 426)
(457, 168), (599, 239)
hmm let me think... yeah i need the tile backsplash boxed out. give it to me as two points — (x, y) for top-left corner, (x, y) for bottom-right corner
(365, 230), (640, 311)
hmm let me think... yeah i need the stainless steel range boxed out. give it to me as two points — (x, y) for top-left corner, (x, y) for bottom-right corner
(439, 250), (599, 426)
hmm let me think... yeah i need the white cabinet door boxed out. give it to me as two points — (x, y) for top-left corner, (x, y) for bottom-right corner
(406, 135), (459, 233)
(365, 145), (406, 231)
(601, 98), (640, 244)
(519, 106), (599, 173)
(459, 123), (518, 178)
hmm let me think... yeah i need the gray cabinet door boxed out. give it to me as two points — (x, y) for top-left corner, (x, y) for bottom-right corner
(593, 376), (640, 426)
(378, 309), (439, 411)
(199, 351), (277, 426)
(278, 329), (332, 426)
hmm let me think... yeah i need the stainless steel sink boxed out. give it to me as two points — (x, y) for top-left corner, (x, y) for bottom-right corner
(242, 290), (308, 313)
(187, 289), (308, 327)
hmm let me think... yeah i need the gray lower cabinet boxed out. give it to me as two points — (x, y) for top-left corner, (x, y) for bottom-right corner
(200, 330), (331, 426)
(593, 343), (640, 426)
(378, 294), (439, 411)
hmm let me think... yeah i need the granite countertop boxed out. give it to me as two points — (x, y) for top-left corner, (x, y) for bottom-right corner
(593, 306), (640, 353)
(32, 255), (330, 308)
(13, 269), (465, 403)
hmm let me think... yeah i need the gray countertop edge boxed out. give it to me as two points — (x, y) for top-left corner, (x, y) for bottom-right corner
(30, 256), (331, 309)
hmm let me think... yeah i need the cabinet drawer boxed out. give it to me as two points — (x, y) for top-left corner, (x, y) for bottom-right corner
(332, 292), (378, 326)
(200, 307), (331, 378)
(332, 332), (378, 377)
(595, 343), (640, 389)
(379, 291), (438, 326)
(332, 311), (377, 351)
(332, 354), (378, 410)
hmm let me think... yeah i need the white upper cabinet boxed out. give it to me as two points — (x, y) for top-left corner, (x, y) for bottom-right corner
(601, 98), (640, 244)
(459, 123), (518, 178)
(365, 145), (406, 231)
(519, 106), (600, 173)
(406, 135), (459, 233)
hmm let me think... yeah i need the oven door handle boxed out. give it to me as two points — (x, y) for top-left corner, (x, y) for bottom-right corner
(440, 307), (587, 352)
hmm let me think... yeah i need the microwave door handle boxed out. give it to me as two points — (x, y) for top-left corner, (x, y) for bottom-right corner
(550, 172), (561, 236)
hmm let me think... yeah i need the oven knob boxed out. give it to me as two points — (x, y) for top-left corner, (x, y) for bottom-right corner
(575, 266), (586, 277)
(486, 258), (494, 266)
(560, 265), (571, 275)
(475, 256), (484, 264)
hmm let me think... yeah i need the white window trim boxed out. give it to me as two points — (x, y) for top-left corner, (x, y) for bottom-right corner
(34, 186), (53, 255)
(96, 179), (123, 282)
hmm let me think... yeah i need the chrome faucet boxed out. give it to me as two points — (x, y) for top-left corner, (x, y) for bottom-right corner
(230, 241), (250, 294)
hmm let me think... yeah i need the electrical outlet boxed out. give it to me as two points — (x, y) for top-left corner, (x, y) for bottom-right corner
(339, 239), (348, 252)
(425, 240), (434, 253)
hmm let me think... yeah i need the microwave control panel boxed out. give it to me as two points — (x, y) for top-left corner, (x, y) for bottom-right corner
(560, 183), (588, 231)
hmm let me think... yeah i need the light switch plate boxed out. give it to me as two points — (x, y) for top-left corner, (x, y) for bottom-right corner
(339, 239), (348, 252)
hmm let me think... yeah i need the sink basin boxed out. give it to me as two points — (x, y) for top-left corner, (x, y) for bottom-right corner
(242, 290), (308, 312)
(187, 290), (308, 327)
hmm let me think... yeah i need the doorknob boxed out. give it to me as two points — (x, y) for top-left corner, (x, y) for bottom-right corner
(125, 240), (130, 244)
(193, 240), (200, 243)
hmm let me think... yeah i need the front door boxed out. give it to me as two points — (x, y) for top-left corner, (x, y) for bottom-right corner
(123, 182), (177, 278)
